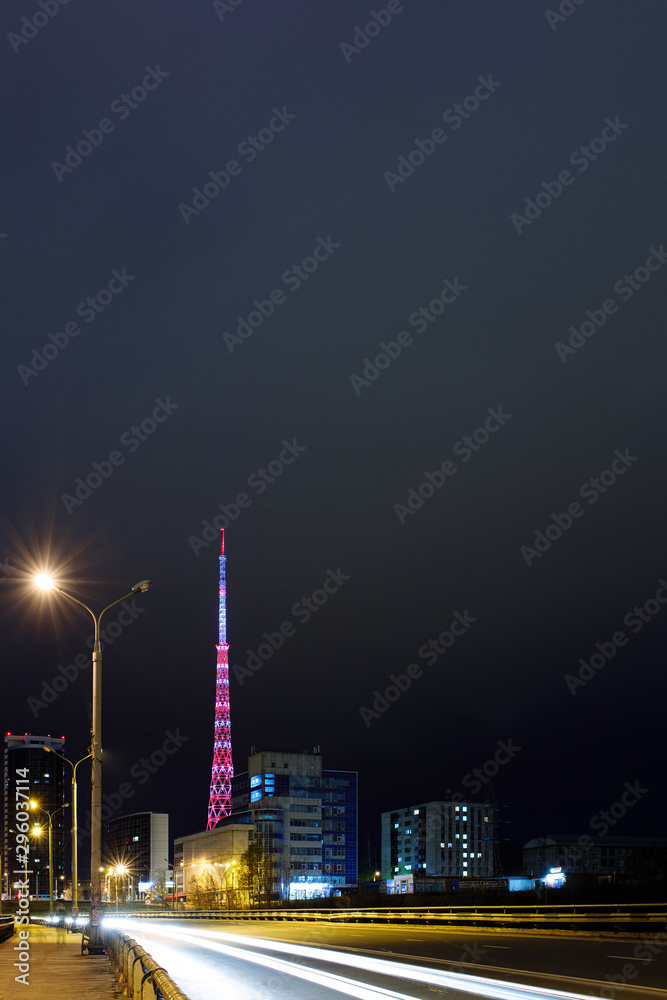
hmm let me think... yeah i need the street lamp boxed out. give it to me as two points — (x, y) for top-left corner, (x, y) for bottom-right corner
(30, 801), (69, 912)
(34, 573), (152, 941)
(44, 746), (92, 914)
(164, 859), (181, 911)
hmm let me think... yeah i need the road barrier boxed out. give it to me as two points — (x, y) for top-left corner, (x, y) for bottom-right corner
(0, 915), (14, 943)
(119, 903), (667, 936)
(106, 928), (192, 1000)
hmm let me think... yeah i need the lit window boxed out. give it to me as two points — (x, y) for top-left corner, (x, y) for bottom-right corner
(405, 828), (411, 835)
(455, 834), (460, 839)
(394, 867), (399, 873)
(405, 865), (412, 870)
(413, 809), (419, 815)
(133, 836), (139, 842)
(463, 853), (467, 858)
(462, 806), (467, 811)
(463, 834), (467, 839)
(394, 823), (399, 829)
(455, 806), (459, 812)
(448, 842), (453, 848)
(477, 853), (482, 858)
(463, 861), (468, 867)
(440, 842), (445, 848)
(397, 857), (402, 863)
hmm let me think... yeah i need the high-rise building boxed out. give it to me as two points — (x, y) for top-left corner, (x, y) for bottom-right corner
(381, 799), (496, 880)
(103, 811), (168, 900)
(207, 530), (233, 829)
(3, 733), (66, 899)
(232, 748), (358, 899)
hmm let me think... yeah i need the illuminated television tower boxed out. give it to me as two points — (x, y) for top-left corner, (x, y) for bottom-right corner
(207, 529), (233, 829)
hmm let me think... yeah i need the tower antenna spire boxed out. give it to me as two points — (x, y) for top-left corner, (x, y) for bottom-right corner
(207, 528), (233, 828)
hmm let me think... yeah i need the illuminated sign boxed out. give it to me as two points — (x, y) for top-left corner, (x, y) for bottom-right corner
(250, 790), (262, 802)
(250, 775), (261, 788)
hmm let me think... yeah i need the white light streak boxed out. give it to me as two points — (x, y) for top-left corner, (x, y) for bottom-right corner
(106, 919), (598, 1000)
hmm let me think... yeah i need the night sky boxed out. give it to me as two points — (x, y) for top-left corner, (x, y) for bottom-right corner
(2, 0), (666, 875)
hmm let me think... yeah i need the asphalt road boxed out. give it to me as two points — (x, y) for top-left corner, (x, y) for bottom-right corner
(108, 917), (667, 1000)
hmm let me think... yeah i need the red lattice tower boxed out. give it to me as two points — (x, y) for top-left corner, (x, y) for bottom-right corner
(207, 529), (233, 828)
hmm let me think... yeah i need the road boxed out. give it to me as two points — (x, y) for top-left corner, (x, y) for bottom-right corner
(106, 917), (667, 1000)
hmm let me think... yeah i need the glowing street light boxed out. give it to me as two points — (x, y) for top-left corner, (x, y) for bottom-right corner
(34, 572), (152, 945)
(44, 746), (92, 913)
(30, 801), (69, 912)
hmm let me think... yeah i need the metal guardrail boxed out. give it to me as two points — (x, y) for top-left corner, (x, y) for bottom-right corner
(106, 928), (192, 1000)
(118, 903), (667, 935)
(0, 915), (14, 943)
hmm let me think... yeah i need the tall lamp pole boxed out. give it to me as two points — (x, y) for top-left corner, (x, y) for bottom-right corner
(45, 747), (92, 912)
(30, 802), (69, 912)
(34, 574), (152, 942)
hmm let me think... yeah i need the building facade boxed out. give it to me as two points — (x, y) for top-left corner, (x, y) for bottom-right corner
(523, 835), (667, 880)
(232, 749), (358, 898)
(381, 799), (496, 880)
(3, 733), (66, 899)
(103, 811), (168, 900)
(174, 821), (253, 905)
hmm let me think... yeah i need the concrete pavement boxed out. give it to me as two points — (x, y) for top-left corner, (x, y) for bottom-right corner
(0, 922), (117, 1000)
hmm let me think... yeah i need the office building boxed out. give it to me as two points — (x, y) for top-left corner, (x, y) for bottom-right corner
(231, 748), (358, 899)
(103, 811), (168, 900)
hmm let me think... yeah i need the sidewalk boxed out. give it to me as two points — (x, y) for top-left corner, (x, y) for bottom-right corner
(0, 922), (118, 1000)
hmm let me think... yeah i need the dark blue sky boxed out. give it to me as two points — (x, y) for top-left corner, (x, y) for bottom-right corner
(2, 0), (666, 868)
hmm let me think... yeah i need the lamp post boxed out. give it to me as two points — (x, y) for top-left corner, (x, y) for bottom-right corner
(30, 801), (69, 912)
(34, 573), (152, 941)
(44, 746), (92, 913)
(163, 859), (181, 911)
